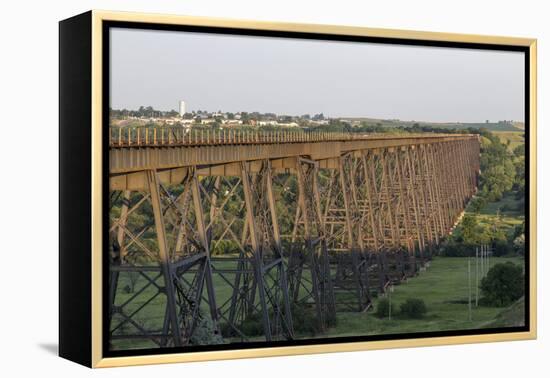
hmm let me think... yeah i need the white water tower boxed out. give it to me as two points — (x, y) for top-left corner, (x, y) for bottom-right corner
(178, 100), (186, 117)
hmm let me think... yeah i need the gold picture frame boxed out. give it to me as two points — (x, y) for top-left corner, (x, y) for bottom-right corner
(59, 10), (537, 368)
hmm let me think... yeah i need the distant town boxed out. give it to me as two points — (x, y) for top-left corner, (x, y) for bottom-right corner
(111, 100), (338, 129)
(110, 100), (523, 133)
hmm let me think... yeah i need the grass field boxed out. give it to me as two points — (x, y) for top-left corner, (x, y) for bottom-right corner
(110, 254), (525, 350)
(323, 256), (524, 338)
(493, 131), (525, 151)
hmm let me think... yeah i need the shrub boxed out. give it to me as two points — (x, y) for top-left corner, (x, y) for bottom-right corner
(221, 304), (326, 338)
(291, 304), (322, 336)
(399, 298), (427, 319)
(513, 234), (525, 256)
(190, 316), (224, 345)
(492, 239), (513, 257)
(480, 262), (524, 307)
(439, 241), (477, 257)
(220, 313), (264, 338)
(375, 298), (391, 318)
(239, 313), (265, 337)
(512, 222), (525, 239)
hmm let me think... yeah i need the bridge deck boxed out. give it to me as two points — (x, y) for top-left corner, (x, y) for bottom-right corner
(109, 130), (478, 175)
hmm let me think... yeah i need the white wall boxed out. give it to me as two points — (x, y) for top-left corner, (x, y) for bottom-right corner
(1, 0), (547, 376)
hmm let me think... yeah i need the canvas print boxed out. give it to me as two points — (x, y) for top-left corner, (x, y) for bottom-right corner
(107, 27), (527, 353)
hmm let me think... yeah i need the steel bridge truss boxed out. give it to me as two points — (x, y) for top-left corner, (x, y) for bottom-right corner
(108, 137), (479, 349)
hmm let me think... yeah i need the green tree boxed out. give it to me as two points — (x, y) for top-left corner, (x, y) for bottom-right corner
(480, 262), (524, 307)
(479, 132), (516, 201)
(460, 215), (478, 243)
(513, 144), (525, 158)
(240, 112), (250, 124)
(468, 196), (487, 213)
(514, 156), (525, 198)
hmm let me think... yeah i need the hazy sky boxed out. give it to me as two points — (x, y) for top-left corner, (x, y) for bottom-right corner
(110, 28), (525, 123)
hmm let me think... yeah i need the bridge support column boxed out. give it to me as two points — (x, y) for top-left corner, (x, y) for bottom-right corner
(403, 147), (426, 267)
(107, 169), (220, 350)
(288, 157), (336, 330)
(394, 148), (417, 277)
(148, 170), (184, 347)
(321, 154), (370, 311)
(239, 161), (294, 341)
(361, 150), (391, 292)
(380, 149), (407, 281)
(409, 146), (434, 264)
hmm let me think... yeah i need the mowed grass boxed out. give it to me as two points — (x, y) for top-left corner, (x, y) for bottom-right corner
(110, 255), (526, 349)
(324, 256), (525, 338)
(493, 131), (525, 152)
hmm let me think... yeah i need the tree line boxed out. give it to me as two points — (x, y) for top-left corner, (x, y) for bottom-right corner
(441, 129), (525, 257)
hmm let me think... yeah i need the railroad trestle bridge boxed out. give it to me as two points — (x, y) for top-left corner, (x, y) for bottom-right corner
(108, 129), (480, 349)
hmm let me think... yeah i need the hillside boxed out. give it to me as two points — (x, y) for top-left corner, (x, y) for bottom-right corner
(343, 117), (523, 132)
(484, 297), (526, 328)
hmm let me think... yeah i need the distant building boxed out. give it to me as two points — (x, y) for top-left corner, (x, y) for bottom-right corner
(278, 122), (299, 128)
(178, 100), (186, 117)
(200, 118), (216, 125)
(222, 119), (243, 126)
(258, 120), (278, 126)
